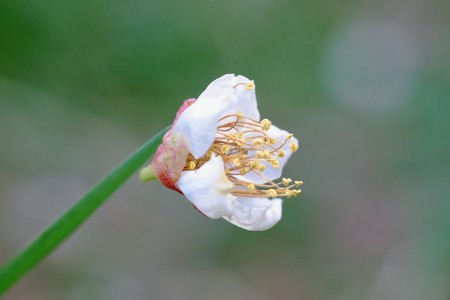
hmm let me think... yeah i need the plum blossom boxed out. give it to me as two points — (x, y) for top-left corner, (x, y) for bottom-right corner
(140, 74), (302, 231)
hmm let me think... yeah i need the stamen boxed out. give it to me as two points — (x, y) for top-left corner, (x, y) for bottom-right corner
(264, 137), (273, 144)
(220, 144), (231, 154)
(286, 189), (301, 198)
(253, 138), (264, 146)
(186, 112), (302, 199)
(267, 189), (277, 197)
(256, 150), (266, 159)
(240, 167), (250, 175)
(256, 163), (266, 172)
(187, 161), (196, 170)
(260, 119), (272, 131)
(232, 82), (255, 90)
(269, 159), (280, 168)
(290, 142), (298, 152)
(233, 158), (241, 167)
(282, 178), (292, 185)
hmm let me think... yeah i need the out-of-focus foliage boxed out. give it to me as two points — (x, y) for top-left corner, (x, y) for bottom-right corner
(1, 0), (449, 299)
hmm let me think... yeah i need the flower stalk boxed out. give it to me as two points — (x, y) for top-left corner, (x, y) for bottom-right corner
(0, 126), (169, 296)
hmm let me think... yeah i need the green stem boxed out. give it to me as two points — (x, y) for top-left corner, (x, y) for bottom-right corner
(0, 126), (169, 296)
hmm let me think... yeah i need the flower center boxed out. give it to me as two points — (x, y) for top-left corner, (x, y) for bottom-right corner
(183, 113), (302, 198)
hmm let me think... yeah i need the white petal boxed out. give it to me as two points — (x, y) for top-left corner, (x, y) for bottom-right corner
(199, 75), (260, 120)
(223, 197), (283, 231)
(176, 155), (234, 218)
(173, 74), (260, 158)
(172, 96), (233, 159)
(177, 155), (283, 231)
(216, 74), (260, 122)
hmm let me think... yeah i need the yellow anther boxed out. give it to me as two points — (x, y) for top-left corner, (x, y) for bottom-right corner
(240, 167), (249, 175)
(246, 82), (255, 90)
(257, 163), (266, 172)
(220, 144), (231, 154)
(253, 138), (264, 146)
(270, 159), (280, 168)
(211, 110), (301, 200)
(264, 137), (271, 144)
(267, 189), (277, 197)
(286, 190), (295, 198)
(256, 150), (266, 158)
(282, 178), (292, 185)
(187, 161), (196, 170)
(264, 137), (277, 145)
(260, 119), (272, 131)
(292, 189), (301, 196)
(233, 158), (241, 167)
(290, 142), (298, 152)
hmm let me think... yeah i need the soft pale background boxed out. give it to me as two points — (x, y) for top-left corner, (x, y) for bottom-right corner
(1, 0), (449, 299)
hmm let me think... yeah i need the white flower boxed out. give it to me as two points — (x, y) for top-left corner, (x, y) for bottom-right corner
(141, 74), (302, 231)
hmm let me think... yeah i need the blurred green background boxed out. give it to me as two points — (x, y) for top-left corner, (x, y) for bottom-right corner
(1, 0), (449, 299)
